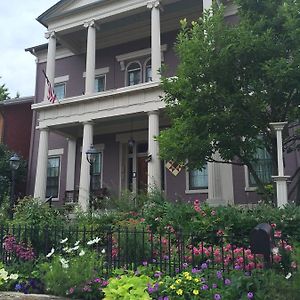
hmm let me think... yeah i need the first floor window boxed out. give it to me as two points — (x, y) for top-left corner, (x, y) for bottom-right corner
(249, 148), (272, 186)
(95, 75), (105, 92)
(46, 157), (60, 198)
(54, 83), (66, 100)
(189, 164), (208, 190)
(91, 152), (103, 191)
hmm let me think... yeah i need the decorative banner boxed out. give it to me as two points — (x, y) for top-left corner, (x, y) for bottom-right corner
(165, 160), (183, 176)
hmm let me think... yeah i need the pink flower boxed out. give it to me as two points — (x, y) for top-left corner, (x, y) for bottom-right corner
(271, 223), (276, 229)
(274, 230), (282, 238)
(273, 254), (282, 263)
(211, 210), (216, 216)
(217, 230), (224, 236)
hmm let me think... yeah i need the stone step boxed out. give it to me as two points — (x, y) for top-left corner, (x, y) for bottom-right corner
(0, 292), (74, 300)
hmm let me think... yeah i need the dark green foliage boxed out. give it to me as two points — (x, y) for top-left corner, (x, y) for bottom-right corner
(159, 0), (300, 197)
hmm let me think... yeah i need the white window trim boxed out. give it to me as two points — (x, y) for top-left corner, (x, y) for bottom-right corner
(244, 165), (258, 192)
(125, 61), (142, 86)
(95, 74), (107, 92)
(54, 75), (69, 84)
(54, 82), (66, 100)
(82, 67), (110, 77)
(48, 148), (64, 156)
(185, 169), (209, 194)
(116, 44), (168, 71)
(144, 57), (152, 83)
(47, 155), (62, 201)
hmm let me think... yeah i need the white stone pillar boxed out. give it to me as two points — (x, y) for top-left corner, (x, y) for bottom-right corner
(147, 0), (162, 82)
(148, 111), (161, 192)
(84, 20), (97, 95)
(207, 153), (222, 205)
(270, 122), (289, 208)
(203, 0), (213, 10)
(78, 122), (93, 211)
(34, 128), (49, 201)
(66, 138), (77, 191)
(44, 31), (56, 102)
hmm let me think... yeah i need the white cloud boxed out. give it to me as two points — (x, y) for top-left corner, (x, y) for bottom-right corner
(0, 0), (59, 98)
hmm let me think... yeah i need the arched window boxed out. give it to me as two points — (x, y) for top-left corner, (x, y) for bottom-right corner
(127, 62), (141, 86)
(144, 58), (152, 82)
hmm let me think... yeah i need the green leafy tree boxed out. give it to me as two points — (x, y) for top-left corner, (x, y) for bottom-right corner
(159, 0), (300, 199)
(0, 77), (9, 101)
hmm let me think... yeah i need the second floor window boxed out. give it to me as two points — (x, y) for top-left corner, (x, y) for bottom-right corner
(189, 164), (208, 190)
(145, 59), (152, 82)
(95, 75), (106, 92)
(46, 156), (60, 198)
(127, 62), (141, 86)
(54, 83), (66, 100)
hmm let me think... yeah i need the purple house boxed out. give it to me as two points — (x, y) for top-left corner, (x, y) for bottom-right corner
(26, 0), (298, 210)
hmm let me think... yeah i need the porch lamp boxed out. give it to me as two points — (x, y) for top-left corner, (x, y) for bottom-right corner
(9, 153), (20, 219)
(86, 145), (99, 211)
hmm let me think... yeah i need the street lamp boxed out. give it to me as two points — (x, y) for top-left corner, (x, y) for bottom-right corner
(9, 153), (20, 219)
(86, 145), (99, 211)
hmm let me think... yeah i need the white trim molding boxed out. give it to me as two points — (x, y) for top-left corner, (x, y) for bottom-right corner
(185, 168), (209, 194)
(116, 44), (167, 71)
(48, 148), (64, 156)
(244, 165), (257, 192)
(54, 75), (69, 84)
(83, 67), (110, 77)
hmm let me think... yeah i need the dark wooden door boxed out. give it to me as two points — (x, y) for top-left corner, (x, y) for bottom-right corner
(137, 156), (148, 193)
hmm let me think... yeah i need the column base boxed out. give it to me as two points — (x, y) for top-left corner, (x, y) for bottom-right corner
(272, 175), (290, 208)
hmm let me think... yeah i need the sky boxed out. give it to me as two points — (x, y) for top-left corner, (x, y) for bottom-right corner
(0, 1), (60, 98)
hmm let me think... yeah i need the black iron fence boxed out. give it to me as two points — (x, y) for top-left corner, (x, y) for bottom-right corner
(0, 224), (292, 276)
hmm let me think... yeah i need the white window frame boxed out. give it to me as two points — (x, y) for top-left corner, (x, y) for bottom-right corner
(46, 155), (62, 201)
(54, 75), (69, 100)
(125, 61), (142, 86)
(185, 165), (209, 194)
(83, 67), (109, 93)
(144, 57), (152, 83)
(95, 74), (106, 93)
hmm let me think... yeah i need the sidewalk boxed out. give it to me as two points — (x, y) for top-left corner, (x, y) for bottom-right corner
(0, 292), (74, 300)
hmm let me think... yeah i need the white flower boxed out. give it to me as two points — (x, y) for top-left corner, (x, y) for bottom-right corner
(87, 237), (101, 246)
(9, 273), (18, 280)
(87, 240), (94, 245)
(46, 248), (55, 258)
(272, 247), (279, 255)
(63, 247), (69, 252)
(60, 238), (68, 244)
(71, 246), (79, 251)
(94, 237), (101, 243)
(74, 240), (80, 246)
(59, 258), (69, 269)
(101, 249), (106, 254)
(79, 250), (85, 257)
(0, 268), (8, 281)
(285, 272), (292, 279)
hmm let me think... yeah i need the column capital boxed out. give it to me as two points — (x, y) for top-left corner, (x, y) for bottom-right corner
(269, 121), (288, 132)
(83, 19), (99, 30)
(82, 120), (94, 126)
(44, 31), (56, 40)
(148, 110), (159, 116)
(147, 0), (162, 10)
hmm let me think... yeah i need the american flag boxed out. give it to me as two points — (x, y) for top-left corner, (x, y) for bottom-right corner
(42, 70), (57, 103)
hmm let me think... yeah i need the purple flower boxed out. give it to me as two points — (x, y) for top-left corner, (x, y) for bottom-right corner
(163, 255), (169, 260)
(154, 271), (163, 278)
(214, 293), (222, 300)
(201, 277), (206, 283)
(182, 262), (188, 268)
(212, 283), (218, 289)
(216, 271), (223, 279)
(15, 283), (22, 291)
(234, 265), (241, 270)
(224, 279), (231, 286)
(192, 268), (200, 273)
(247, 292), (254, 299)
(142, 261), (148, 266)
(201, 284), (209, 290)
(175, 268), (179, 273)
(201, 262), (208, 269)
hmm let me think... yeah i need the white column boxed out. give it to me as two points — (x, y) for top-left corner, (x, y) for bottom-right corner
(66, 138), (77, 191)
(270, 122), (289, 208)
(147, 0), (162, 82)
(207, 153), (222, 205)
(78, 122), (93, 211)
(34, 128), (49, 201)
(44, 31), (56, 102)
(84, 20), (96, 95)
(148, 111), (161, 192)
(203, 0), (213, 10)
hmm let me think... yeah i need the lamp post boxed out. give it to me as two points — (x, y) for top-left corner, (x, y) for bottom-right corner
(9, 153), (20, 219)
(86, 145), (99, 212)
